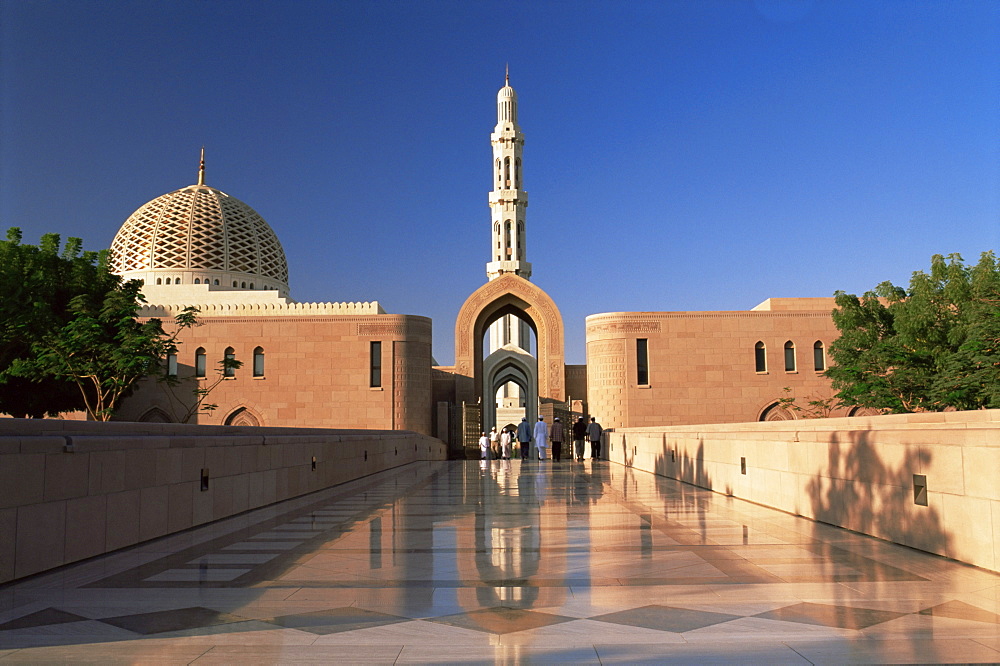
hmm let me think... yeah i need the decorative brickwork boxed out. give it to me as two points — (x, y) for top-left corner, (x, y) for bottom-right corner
(393, 340), (432, 433)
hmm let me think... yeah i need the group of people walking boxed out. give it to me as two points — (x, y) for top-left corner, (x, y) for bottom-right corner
(479, 415), (603, 462)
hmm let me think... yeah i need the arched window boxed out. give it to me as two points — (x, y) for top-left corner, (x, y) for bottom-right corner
(241, 282), (246, 289)
(139, 407), (172, 423)
(504, 156), (511, 186)
(166, 353), (178, 376)
(195, 347), (207, 378)
(225, 406), (260, 427)
(784, 341), (796, 372)
(253, 346), (265, 377)
(174, 277), (180, 284)
(233, 281), (238, 288)
(156, 278), (162, 285)
(760, 402), (793, 421)
(515, 157), (521, 188)
(813, 341), (826, 371)
(504, 221), (512, 257)
(496, 159), (502, 184)
(214, 279), (219, 285)
(224, 347), (236, 377)
(754, 342), (766, 372)
(194, 278), (200, 284)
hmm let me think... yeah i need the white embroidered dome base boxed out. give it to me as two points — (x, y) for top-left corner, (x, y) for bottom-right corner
(109, 177), (290, 298)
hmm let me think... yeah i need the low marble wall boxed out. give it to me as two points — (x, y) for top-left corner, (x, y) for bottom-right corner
(605, 410), (1000, 573)
(0, 419), (446, 584)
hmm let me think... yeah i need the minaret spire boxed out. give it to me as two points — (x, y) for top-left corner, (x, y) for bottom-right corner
(197, 147), (205, 186)
(486, 73), (530, 282)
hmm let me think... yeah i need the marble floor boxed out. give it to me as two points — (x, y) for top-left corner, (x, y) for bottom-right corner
(1, 459), (999, 664)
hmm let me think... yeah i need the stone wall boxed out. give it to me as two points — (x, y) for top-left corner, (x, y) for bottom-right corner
(0, 419), (446, 584)
(586, 306), (840, 429)
(605, 410), (1000, 572)
(116, 313), (433, 435)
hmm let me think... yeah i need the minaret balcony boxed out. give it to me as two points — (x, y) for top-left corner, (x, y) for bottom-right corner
(489, 190), (529, 205)
(486, 260), (533, 280)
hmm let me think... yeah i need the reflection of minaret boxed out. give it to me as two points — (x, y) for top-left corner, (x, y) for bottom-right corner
(486, 68), (532, 409)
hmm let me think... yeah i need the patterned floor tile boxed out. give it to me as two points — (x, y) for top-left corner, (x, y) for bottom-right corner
(427, 607), (575, 634)
(790, 637), (1000, 665)
(1, 460), (998, 660)
(594, 642), (811, 664)
(190, 644), (405, 664)
(97, 607), (252, 635)
(919, 599), (1000, 624)
(397, 644), (601, 664)
(754, 602), (907, 630)
(591, 604), (742, 632)
(0, 608), (90, 632)
(265, 607), (409, 634)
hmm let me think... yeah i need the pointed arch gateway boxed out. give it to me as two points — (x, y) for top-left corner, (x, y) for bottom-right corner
(454, 274), (565, 409)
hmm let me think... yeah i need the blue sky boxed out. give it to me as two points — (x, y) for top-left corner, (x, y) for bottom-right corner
(2, 0), (997, 364)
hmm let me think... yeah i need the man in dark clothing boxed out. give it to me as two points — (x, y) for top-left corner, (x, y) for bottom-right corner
(550, 417), (565, 462)
(516, 417), (532, 461)
(587, 417), (603, 460)
(572, 416), (587, 461)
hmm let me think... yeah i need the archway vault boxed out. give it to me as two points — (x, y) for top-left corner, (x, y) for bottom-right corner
(454, 273), (565, 405)
(483, 346), (537, 431)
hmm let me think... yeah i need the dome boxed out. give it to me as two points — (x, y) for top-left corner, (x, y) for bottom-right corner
(109, 183), (290, 295)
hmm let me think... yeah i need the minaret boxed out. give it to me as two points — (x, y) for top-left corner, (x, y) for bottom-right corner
(486, 70), (532, 410)
(486, 68), (531, 281)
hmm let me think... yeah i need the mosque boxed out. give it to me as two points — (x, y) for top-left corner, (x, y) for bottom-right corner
(111, 75), (852, 453)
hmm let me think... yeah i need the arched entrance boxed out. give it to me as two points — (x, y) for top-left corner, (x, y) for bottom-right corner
(454, 274), (565, 439)
(483, 346), (537, 432)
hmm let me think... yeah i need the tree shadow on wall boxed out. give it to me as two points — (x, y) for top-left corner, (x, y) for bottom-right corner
(643, 435), (715, 545)
(807, 430), (951, 561)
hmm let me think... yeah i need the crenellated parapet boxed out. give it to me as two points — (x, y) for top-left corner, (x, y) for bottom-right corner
(138, 300), (385, 317)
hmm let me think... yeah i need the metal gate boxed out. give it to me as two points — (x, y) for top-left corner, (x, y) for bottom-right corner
(461, 402), (482, 458)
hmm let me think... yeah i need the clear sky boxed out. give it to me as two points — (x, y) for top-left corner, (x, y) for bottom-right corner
(2, 0), (997, 364)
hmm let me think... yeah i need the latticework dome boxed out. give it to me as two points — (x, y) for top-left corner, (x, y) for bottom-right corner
(109, 183), (290, 295)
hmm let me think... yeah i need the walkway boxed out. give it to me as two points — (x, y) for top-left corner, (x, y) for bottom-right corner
(0, 460), (998, 664)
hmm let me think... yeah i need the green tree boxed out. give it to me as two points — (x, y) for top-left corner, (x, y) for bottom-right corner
(827, 252), (1000, 412)
(0, 228), (117, 417)
(1, 227), (199, 420)
(9, 284), (198, 421)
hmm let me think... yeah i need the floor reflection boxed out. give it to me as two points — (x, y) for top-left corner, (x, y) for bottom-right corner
(0, 459), (998, 663)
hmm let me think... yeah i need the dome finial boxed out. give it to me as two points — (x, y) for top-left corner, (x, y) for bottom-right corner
(505, 63), (509, 86)
(197, 146), (205, 186)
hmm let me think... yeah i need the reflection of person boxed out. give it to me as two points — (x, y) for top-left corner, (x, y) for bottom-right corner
(489, 426), (500, 459)
(550, 417), (564, 462)
(479, 431), (490, 460)
(516, 417), (532, 462)
(573, 416), (587, 461)
(533, 416), (549, 460)
(500, 427), (512, 459)
(587, 417), (604, 460)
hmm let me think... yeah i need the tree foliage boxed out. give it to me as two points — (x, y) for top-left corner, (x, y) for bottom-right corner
(827, 252), (1000, 413)
(777, 387), (842, 419)
(0, 228), (118, 416)
(0, 227), (197, 420)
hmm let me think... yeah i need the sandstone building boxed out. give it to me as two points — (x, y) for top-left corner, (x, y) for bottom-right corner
(108, 77), (847, 451)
